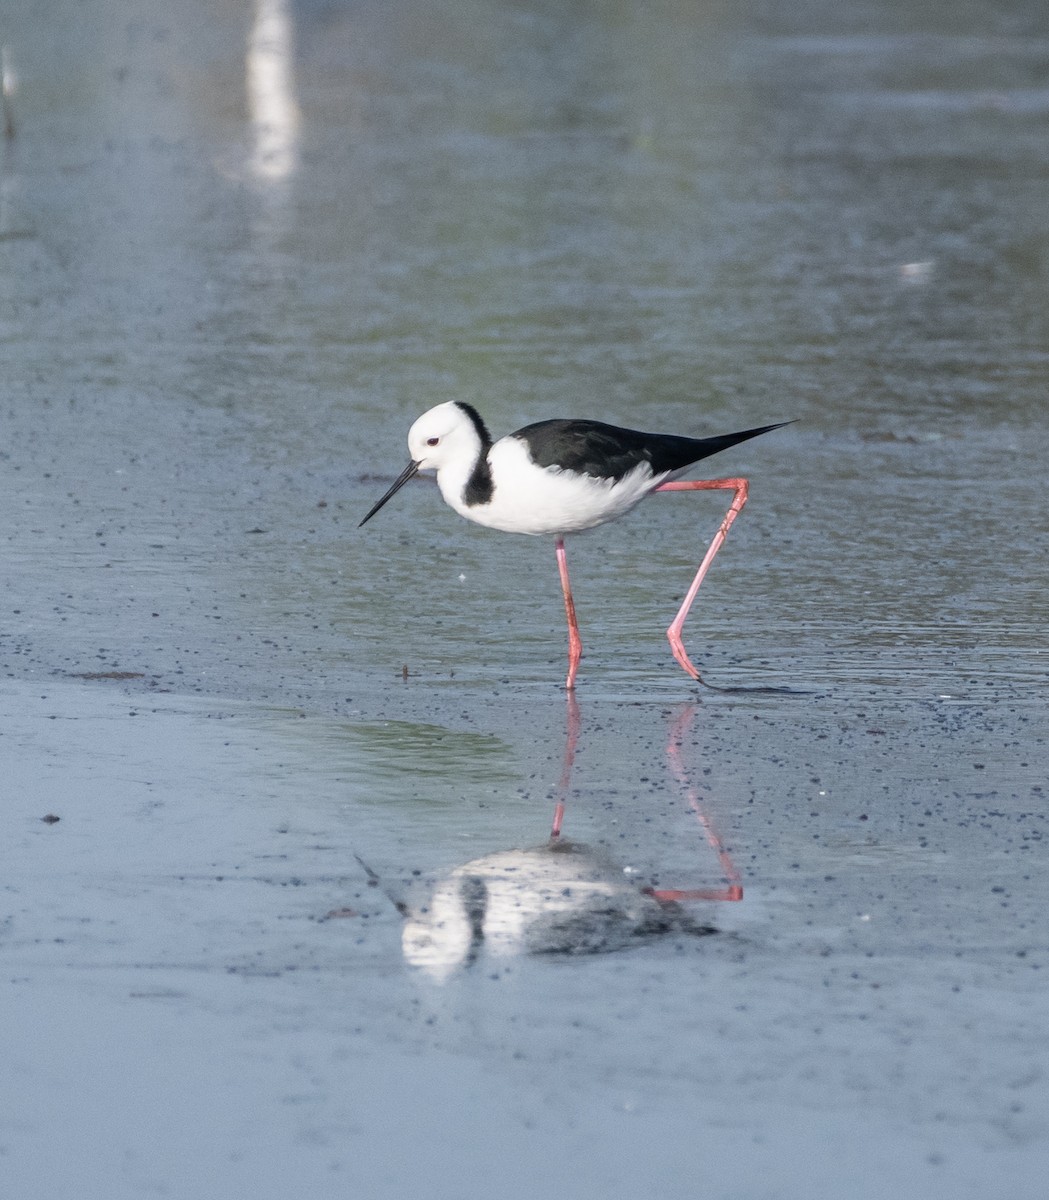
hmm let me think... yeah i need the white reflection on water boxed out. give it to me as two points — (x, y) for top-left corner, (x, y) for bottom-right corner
(1, 44), (16, 140)
(401, 840), (709, 982)
(247, 0), (300, 182)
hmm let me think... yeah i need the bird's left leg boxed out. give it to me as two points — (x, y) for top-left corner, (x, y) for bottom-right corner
(654, 478), (749, 683)
(554, 537), (583, 690)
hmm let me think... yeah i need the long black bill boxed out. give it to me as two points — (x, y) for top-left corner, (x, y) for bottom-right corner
(359, 460), (421, 527)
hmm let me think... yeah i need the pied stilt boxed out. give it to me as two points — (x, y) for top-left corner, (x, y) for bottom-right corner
(360, 401), (787, 688)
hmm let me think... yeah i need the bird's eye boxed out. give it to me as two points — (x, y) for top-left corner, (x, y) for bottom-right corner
(426, 437), (440, 446)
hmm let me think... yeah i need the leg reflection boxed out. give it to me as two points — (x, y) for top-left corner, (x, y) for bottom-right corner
(648, 705), (743, 902)
(550, 690), (581, 839)
(550, 699), (743, 903)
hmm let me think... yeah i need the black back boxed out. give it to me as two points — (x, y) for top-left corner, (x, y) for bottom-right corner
(514, 418), (789, 482)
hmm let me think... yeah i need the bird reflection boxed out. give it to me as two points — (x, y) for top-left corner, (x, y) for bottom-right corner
(400, 839), (710, 979)
(394, 696), (741, 980)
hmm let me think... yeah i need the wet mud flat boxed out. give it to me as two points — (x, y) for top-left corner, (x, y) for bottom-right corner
(3, 662), (1047, 1199)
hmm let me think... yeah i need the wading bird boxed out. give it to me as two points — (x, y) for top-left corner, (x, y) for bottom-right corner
(360, 401), (786, 688)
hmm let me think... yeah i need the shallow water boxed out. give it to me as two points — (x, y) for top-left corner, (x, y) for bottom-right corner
(2, 1), (1048, 1196)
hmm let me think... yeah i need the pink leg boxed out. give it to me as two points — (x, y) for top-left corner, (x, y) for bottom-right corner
(555, 537), (583, 690)
(654, 477), (749, 684)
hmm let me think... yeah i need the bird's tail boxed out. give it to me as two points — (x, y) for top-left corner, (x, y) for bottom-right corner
(686, 421), (793, 463)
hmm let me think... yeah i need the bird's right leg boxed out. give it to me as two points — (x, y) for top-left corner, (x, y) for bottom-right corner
(555, 537), (583, 690)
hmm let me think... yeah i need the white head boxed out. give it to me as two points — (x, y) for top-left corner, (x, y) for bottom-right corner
(406, 401), (491, 473)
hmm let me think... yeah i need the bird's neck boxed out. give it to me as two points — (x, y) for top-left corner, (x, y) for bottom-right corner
(439, 443), (495, 513)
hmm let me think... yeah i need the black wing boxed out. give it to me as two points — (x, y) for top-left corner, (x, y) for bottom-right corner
(514, 419), (789, 482)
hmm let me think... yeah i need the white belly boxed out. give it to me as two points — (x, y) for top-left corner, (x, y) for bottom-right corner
(438, 437), (662, 536)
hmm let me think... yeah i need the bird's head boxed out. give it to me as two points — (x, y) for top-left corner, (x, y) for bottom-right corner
(359, 401), (492, 527)
(407, 400), (488, 472)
